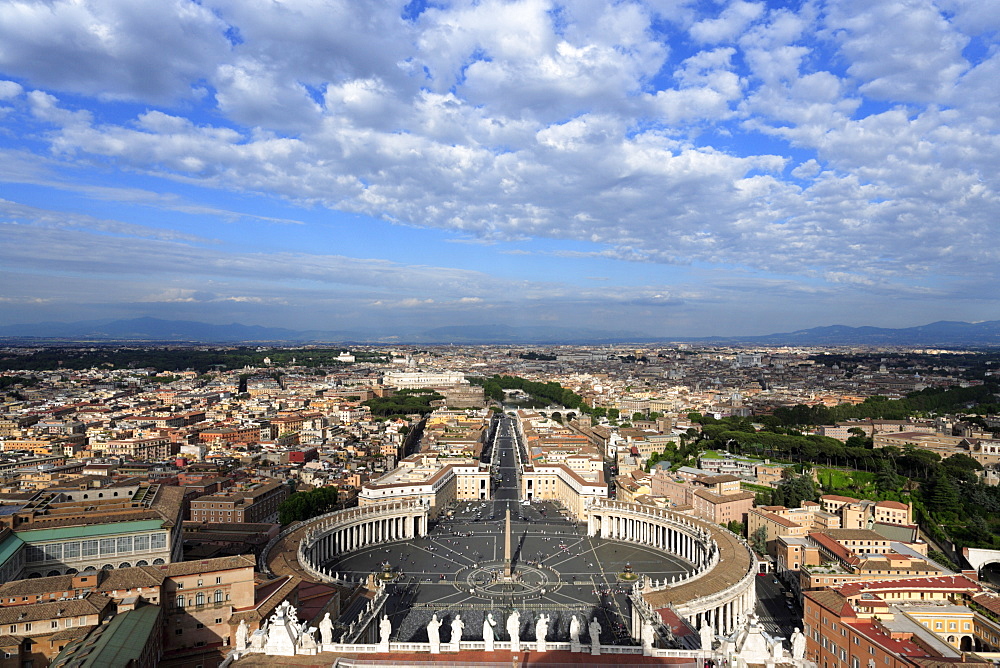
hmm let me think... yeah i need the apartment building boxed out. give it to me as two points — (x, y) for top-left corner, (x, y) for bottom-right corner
(803, 576), (991, 668)
(874, 431), (1000, 467)
(521, 462), (607, 520)
(819, 495), (912, 527)
(189, 479), (289, 524)
(0, 484), (185, 580)
(0, 554), (256, 660)
(0, 592), (115, 668)
(359, 454), (490, 517)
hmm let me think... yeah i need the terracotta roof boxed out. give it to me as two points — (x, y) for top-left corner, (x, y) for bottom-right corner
(693, 489), (754, 504)
(755, 509), (802, 529)
(0, 593), (113, 624)
(158, 555), (255, 577)
(95, 567), (166, 592)
(810, 532), (860, 566)
(821, 528), (889, 541)
(972, 593), (1000, 615)
(848, 621), (932, 657)
(837, 575), (981, 597)
(0, 574), (76, 597)
(804, 588), (850, 615)
(821, 494), (860, 503)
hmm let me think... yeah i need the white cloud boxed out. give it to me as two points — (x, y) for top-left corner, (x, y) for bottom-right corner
(0, 80), (22, 99)
(0, 0), (999, 334)
(825, 0), (969, 103)
(690, 1), (765, 43)
(0, 0), (229, 103)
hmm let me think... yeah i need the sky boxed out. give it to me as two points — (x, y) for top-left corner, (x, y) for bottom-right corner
(1, 0), (999, 339)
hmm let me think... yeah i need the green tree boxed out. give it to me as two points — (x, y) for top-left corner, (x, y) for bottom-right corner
(725, 521), (745, 537)
(874, 459), (903, 493)
(925, 470), (961, 521)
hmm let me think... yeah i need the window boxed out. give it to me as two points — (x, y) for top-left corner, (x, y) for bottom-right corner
(195, 592), (205, 606)
(150, 533), (167, 550)
(51, 621), (58, 629)
(176, 595), (185, 608)
(175, 629), (183, 635)
(25, 623), (31, 632)
(81, 540), (99, 557)
(215, 577), (222, 584)
(197, 579), (203, 587)
(65, 619), (73, 628)
(99, 538), (116, 555)
(214, 590), (223, 603)
(215, 618), (223, 624)
(196, 623), (204, 629)
(134, 535), (149, 552)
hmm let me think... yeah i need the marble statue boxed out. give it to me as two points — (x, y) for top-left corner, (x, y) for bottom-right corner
(450, 614), (465, 648)
(319, 612), (334, 647)
(791, 627), (806, 660)
(235, 619), (249, 652)
(589, 617), (602, 656)
(700, 622), (714, 651)
(264, 601), (301, 657)
(298, 627), (318, 655)
(379, 615), (391, 650)
(428, 614), (442, 653)
(535, 613), (549, 652)
(507, 610), (521, 653)
(483, 613), (497, 652)
(641, 618), (655, 655)
(569, 614), (581, 652)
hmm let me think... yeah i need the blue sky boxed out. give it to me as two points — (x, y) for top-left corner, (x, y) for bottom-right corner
(1, 0), (999, 337)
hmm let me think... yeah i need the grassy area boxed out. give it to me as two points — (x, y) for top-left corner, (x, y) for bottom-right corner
(741, 482), (774, 493)
(815, 467), (876, 493)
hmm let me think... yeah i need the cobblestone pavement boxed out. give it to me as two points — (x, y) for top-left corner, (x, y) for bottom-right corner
(318, 417), (695, 645)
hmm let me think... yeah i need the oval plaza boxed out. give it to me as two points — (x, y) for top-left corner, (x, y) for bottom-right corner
(259, 413), (761, 662)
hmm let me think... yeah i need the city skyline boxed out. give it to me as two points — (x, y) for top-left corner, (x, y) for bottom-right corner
(1, 0), (999, 337)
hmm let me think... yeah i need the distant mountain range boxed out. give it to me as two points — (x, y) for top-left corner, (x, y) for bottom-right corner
(1, 317), (1000, 346)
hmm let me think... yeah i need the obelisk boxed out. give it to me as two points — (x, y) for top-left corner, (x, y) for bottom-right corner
(504, 508), (513, 578)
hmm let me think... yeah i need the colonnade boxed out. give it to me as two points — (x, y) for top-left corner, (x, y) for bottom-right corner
(308, 512), (423, 562)
(590, 500), (756, 637)
(591, 509), (708, 565)
(682, 583), (756, 636)
(299, 501), (428, 570)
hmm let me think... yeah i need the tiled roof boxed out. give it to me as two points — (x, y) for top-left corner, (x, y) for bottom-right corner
(157, 554), (255, 577)
(837, 575), (981, 597)
(0, 573), (76, 597)
(0, 593), (113, 624)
